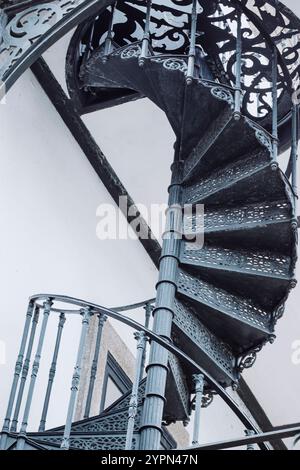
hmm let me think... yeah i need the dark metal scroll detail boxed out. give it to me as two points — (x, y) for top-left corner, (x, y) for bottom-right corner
(237, 344), (263, 372)
(201, 81), (234, 107)
(201, 390), (215, 408)
(150, 56), (188, 73)
(0, 0), (90, 79)
(2, 1), (300, 120)
(244, 117), (273, 153)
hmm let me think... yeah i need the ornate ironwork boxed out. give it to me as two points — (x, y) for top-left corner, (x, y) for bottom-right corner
(173, 299), (235, 378)
(177, 269), (271, 330)
(0, 0), (299, 454)
(150, 56), (188, 73)
(238, 344), (265, 372)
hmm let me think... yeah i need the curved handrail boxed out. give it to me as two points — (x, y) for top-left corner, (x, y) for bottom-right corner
(29, 293), (268, 450)
(112, 298), (155, 312)
(0, 0), (112, 91)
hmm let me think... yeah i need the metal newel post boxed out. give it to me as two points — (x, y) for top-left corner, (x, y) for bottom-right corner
(84, 313), (107, 419)
(186, 0), (198, 85)
(139, 0), (152, 66)
(16, 299), (52, 450)
(0, 300), (34, 449)
(192, 374), (205, 446)
(139, 150), (183, 450)
(245, 429), (256, 450)
(125, 331), (146, 450)
(38, 313), (66, 432)
(103, 1), (117, 62)
(10, 306), (40, 432)
(60, 307), (91, 450)
(234, 9), (242, 120)
(271, 47), (279, 171)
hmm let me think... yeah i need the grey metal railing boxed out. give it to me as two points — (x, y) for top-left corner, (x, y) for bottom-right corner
(0, 293), (288, 451)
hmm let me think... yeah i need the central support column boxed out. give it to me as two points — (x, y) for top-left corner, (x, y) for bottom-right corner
(139, 149), (183, 450)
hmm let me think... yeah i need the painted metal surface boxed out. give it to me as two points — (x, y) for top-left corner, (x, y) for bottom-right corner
(0, 0), (299, 453)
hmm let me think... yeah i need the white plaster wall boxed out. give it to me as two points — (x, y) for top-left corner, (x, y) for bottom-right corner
(0, 69), (159, 431)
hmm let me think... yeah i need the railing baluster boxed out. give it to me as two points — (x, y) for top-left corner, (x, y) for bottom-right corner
(140, 303), (152, 381)
(234, 9), (242, 119)
(245, 429), (256, 450)
(0, 300), (34, 450)
(103, 2), (117, 62)
(38, 313), (66, 432)
(16, 299), (52, 450)
(84, 313), (107, 419)
(125, 331), (146, 450)
(10, 306), (40, 432)
(186, 0), (198, 85)
(271, 47), (279, 171)
(139, 0), (152, 67)
(60, 307), (91, 450)
(192, 374), (205, 446)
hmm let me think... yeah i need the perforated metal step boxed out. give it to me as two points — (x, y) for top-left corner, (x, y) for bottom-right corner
(176, 269), (273, 354)
(172, 299), (236, 387)
(183, 149), (289, 206)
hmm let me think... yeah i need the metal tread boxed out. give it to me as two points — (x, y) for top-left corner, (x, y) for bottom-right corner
(183, 148), (271, 205)
(180, 244), (292, 281)
(176, 269), (273, 353)
(184, 200), (293, 234)
(84, 43), (162, 108)
(145, 55), (187, 135)
(109, 44), (164, 109)
(25, 431), (139, 450)
(183, 107), (233, 181)
(47, 380), (146, 433)
(165, 353), (191, 422)
(172, 299), (236, 386)
(180, 79), (229, 159)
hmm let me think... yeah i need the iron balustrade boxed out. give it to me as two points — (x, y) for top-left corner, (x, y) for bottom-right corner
(1, 292), (294, 451)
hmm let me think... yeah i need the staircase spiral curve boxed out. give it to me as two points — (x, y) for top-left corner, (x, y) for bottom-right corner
(66, 0), (299, 435)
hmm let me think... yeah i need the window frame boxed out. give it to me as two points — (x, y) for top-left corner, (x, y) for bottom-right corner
(99, 351), (132, 413)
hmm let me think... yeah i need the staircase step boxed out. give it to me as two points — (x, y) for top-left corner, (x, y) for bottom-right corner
(180, 80), (230, 159)
(180, 244), (293, 310)
(145, 56), (187, 135)
(47, 380), (146, 433)
(183, 200), (294, 253)
(176, 269), (273, 354)
(183, 149), (287, 206)
(108, 44), (164, 109)
(26, 426), (176, 451)
(172, 299), (236, 387)
(183, 113), (273, 182)
(27, 431), (139, 450)
(83, 48), (134, 90)
(183, 107), (233, 181)
(165, 353), (191, 423)
(83, 42), (164, 110)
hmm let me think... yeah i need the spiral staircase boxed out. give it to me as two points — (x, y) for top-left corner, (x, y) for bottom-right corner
(0, 0), (300, 451)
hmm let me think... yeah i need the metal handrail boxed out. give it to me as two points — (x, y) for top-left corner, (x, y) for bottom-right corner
(186, 423), (300, 451)
(25, 293), (268, 448)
